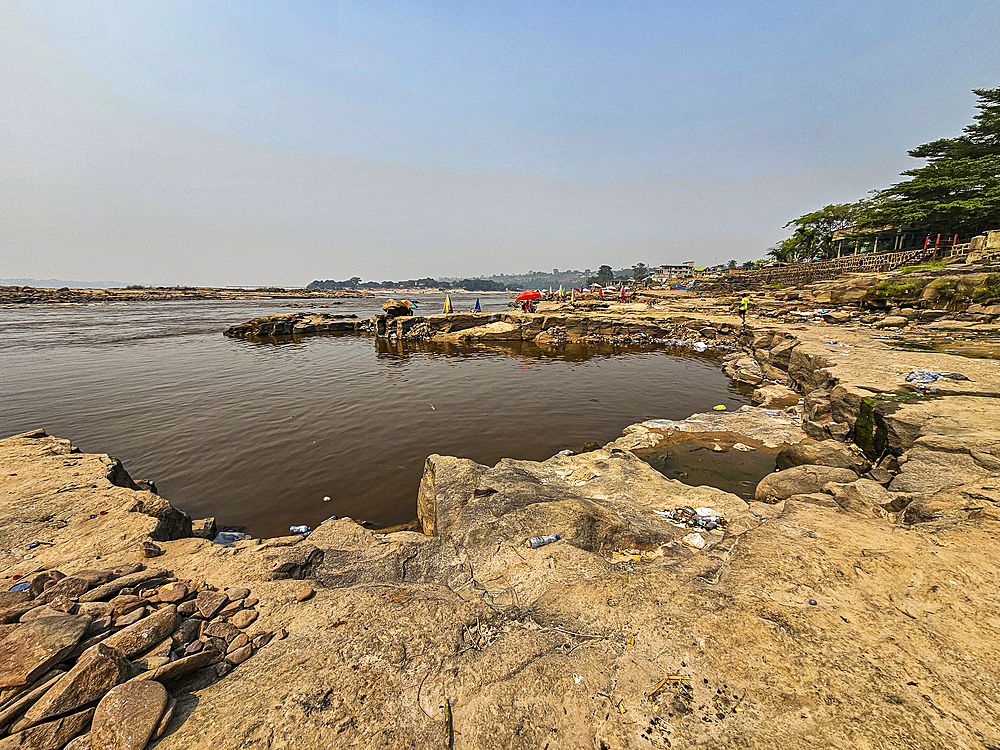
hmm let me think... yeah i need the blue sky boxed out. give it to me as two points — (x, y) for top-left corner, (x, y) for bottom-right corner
(2, 0), (998, 285)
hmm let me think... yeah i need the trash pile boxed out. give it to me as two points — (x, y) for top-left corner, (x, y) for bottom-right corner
(904, 370), (970, 383)
(653, 506), (728, 531)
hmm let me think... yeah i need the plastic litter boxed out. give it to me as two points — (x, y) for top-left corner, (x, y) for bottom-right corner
(809, 599), (818, 606)
(764, 410), (781, 416)
(27, 542), (40, 550)
(691, 342), (708, 352)
(655, 506), (727, 531)
(8, 581), (31, 592)
(212, 531), (250, 545)
(290, 525), (312, 536)
(905, 370), (969, 383)
(681, 532), (707, 550)
(320, 515), (339, 525)
(526, 534), (560, 549)
(713, 405), (727, 411)
(732, 443), (754, 452)
(323, 496), (331, 502)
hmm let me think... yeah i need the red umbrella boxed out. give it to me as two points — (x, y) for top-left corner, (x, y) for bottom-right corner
(515, 290), (542, 302)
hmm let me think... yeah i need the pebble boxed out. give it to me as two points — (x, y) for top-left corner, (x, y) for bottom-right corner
(231, 609), (258, 629)
(295, 588), (315, 603)
(139, 541), (163, 559)
(227, 644), (253, 665)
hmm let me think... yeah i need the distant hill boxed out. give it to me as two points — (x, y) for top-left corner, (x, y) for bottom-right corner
(0, 278), (126, 289)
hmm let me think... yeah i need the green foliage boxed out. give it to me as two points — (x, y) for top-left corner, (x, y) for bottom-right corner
(769, 202), (866, 262)
(595, 265), (614, 283)
(860, 88), (1000, 234)
(631, 262), (650, 281)
(125, 284), (148, 289)
(868, 278), (928, 300)
(898, 261), (947, 273)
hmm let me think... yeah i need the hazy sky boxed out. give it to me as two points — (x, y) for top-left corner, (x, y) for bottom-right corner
(2, 1), (998, 286)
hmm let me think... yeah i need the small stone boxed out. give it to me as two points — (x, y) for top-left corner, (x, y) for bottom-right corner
(155, 583), (187, 604)
(226, 634), (249, 653)
(29, 571), (65, 599)
(107, 596), (142, 618)
(215, 661), (234, 678)
(39, 576), (91, 602)
(83, 617), (112, 639)
(90, 681), (168, 750)
(218, 600), (243, 617)
(195, 591), (228, 619)
(204, 621), (241, 643)
(67, 569), (115, 587)
(250, 632), (274, 650)
(139, 542), (163, 559)
(225, 587), (250, 601)
(295, 588), (315, 603)
(243, 596), (259, 608)
(277, 628), (288, 640)
(190, 518), (216, 540)
(80, 570), (167, 604)
(139, 588), (157, 599)
(0, 614), (92, 688)
(231, 610), (258, 630)
(176, 601), (197, 617)
(170, 619), (203, 647)
(183, 640), (203, 656)
(48, 596), (77, 614)
(143, 648), (219, 683)
(109, 564), (143, 578)
(226, 644), (252, 665)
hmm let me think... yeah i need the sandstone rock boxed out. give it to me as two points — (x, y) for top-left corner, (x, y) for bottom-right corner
(243, 595), (259, 608)
(874, 315), (908, 329)
(204, 621), (240, 643)
(176, 601), (197, 617)
(171, 619), (202, 647)
(225, 588), (250, 601)
(183, 640), (203, 656)
(0, 593), (30, 609)
(382, 299), (412, 317)
(101, 606), (178, 659)
(47, 596), (76, 614)
(0, 671), (63, 734)
(39, 577), (91, 603)
(195, 591), (228, 619)
(250, 632), (274, 650)
(112, 608), (146, 629)
(29, 572), (64, 599)
(154, 583), (186, 604)
(822, 311), (851, 324)
(90, 681), (168, 750)
(107, 596), (142, 618)
(0, 615), (92, 688)
(230, 610), (257, 630)
(786, 493), (841, 508)
(823, 479), (900, 517)
(751, 383), (799, 408)
(294, 588), (315, 603)
(755, 465), (858, 503)
(217, 601), (242, 617)
(139, 542), (162, 559)
(19, 607), (67, 624)
(63, 735), (90, 750)
(80, 571), (167, 603)
(775, 440), (866, 473)
(18, 644), (131, 728)
(139, 649), (219, 684)
(190, 518), (216, 539)
(67, 570), (114, 587)
(802, 419), (830, 440)
(0, 707), (93, 750)
(226, 645), (252, 666)
(226, 634), (249, 653)
(153, 697), (176, 741)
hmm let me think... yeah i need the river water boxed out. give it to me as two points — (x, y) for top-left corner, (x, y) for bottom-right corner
(1, 295), (749, 537)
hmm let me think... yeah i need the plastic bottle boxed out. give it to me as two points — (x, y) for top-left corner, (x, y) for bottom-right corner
(290, 525), (312, 535)
(527, 534), (561, 549)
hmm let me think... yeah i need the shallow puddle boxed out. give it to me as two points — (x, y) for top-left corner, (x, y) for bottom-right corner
(635, 432), (780, 501)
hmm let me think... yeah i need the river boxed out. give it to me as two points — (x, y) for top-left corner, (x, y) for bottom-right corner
(0, 294), (749, 537)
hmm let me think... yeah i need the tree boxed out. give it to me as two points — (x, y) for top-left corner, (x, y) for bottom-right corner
(727, 259), (737, 269)
(770, 202), (866, 263)
(860, 87), (1000, 235)
(631, 263), (649, 281)
(595, 265), (614, 283)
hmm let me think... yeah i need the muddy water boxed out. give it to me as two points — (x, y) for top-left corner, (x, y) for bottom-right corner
(1, 296), (749, 537)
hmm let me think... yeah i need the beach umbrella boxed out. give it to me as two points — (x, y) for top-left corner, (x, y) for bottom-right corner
(558, 285), (564, 298)
(443, 295), (453, 314)
(620, 285), (626, 300)
(474, 298), (481, 312)
(515, 290), (541, 302)
(571, 289), (576, 303)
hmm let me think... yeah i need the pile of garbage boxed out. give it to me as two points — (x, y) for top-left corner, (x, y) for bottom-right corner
(653, 506), (728, 531)
(904, 370), (970, 383)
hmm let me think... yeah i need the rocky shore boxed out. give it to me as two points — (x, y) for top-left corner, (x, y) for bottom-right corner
(3, 276), (1000, 748)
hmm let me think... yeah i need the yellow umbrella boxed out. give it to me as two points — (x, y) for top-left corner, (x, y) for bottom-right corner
(443, 295), (453, 314)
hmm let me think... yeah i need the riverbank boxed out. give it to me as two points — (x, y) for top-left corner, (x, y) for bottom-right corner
(1, 286), (998, 748)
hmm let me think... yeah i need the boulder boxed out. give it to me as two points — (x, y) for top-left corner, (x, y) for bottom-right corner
(79, 570), (167, 604)
(90, 681), (168, 750)
(755, 465), (858, 503)
(17, 644), (131, 728)
(191, 518), (217, 539)
(775, 440), (867, 473)
(751, 384), (799, 408)
(381, 299), (412, 317)
(874, 316), (908, 329)
(0, 615), (92, 689)
(823, 479), (900, 517)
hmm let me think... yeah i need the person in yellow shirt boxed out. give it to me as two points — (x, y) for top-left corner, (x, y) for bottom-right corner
(739, 296), (749, 324)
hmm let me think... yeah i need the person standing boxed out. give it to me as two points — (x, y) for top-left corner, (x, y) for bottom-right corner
(739, 295), (749, 324)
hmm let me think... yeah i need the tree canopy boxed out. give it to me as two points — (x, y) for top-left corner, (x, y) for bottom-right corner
(769, 202), (865, 262)
(859, 87), (1000, 235)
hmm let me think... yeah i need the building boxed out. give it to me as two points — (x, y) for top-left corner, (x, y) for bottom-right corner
(650, 262), (700, 282)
